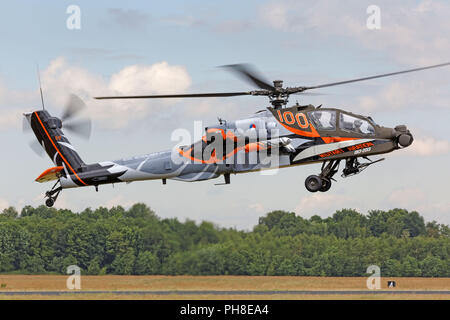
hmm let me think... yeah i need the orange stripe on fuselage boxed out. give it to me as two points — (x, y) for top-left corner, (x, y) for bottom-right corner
(34, 112), (88, 186)
(279, 122), (320, 138)
(177, 141), (271, 164)
(279, 122), (357, 144)
(321, 136), (357, 143)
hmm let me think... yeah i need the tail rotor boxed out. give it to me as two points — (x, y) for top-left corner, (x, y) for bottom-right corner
(23, 94), (92, 158)
(61, 94), (92, 140)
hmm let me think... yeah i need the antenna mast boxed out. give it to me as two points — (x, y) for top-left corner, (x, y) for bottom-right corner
(36, 63), (45, 110)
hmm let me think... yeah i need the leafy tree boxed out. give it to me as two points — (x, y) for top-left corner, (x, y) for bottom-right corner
(258, 210), (292, 230)
(367, 210), (389, 237)
(110, 250), (135, 275)
(135, 251), (160, 275)
(126, 203), (157, 220)
(1, 207), (18, 219)
(0, 204), (446, 276)
(224, 248), (249, 275)
(402, 256), (421, 277)
(329, 209), (368, 239)
(402, 210), (426, 237)
(87, 256), (102, 275)
(420, 256), (445, 277)
(383, 259), (402, 277)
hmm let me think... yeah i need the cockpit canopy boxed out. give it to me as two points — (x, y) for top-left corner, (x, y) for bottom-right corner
(308, 110), (375, 135)
(308, 110), (336, 130)
(339, 112), (375, 135)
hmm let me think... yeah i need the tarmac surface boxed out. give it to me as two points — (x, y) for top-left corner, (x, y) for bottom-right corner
(1, 290), (449, 296)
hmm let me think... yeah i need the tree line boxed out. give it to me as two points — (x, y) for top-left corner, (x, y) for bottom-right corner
(0, 204), (449, 276)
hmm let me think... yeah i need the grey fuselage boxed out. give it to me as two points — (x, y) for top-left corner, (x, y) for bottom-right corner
(25, 104), (412, 190)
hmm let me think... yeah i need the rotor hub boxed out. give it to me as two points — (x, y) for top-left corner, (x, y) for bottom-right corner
(273, 80), (283, 90)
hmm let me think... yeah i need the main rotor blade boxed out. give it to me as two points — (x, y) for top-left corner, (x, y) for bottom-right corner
(62, 94), (87, 121)
(94, 92), (252, 99)
(220, 64), (276, 91)
(292, 92), (327, 96)
(303, 62), (450, 90)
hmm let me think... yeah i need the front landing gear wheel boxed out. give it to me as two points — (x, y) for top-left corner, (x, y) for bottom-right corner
(45, 198), (55, 207)
(305, 175), (322, 192)
(320, 179), (332, 192)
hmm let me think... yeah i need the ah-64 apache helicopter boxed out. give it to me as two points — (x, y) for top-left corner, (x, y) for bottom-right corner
(24, 62), (449, 207)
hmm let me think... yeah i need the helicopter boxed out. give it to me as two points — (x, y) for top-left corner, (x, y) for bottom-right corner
(23, 62), (449, 207)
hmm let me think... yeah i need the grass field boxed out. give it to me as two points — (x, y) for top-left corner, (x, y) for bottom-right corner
(0, 275), (449, 300)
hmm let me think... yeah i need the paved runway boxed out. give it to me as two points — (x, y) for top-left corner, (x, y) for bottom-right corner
(0, 290), (449, 296)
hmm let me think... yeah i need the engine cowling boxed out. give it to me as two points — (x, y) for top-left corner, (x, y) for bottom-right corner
(395, 125), (413, 148)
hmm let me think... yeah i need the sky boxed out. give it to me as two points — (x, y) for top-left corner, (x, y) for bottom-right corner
(0, 0), (449, 229)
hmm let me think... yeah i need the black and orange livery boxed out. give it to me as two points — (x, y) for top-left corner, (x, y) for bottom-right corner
(26, 110), (126, 190)
(28, 110), (88, 186)
(27, 61), (446, 207)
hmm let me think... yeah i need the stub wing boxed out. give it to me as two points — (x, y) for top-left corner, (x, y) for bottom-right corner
(35, 166), (64, 183)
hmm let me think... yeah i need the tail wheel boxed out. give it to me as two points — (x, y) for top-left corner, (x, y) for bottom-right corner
(320, 179), (332, 192)
(305, 175), (322, 192)
(44, 180), (62, 207)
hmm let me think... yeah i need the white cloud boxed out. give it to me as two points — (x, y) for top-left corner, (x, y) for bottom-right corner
(0, 108), (25, 129)
(259, 0), (450, 115)
(248, 203), (265, 213)
(42, 58), (192, 129)
(295, 192), (358, 218)
(417, 202), (450, 217)
(388, 187), (426, 208)
(394, 130), (450, 157)
(259, 2), (290, 31)
(406, 136), (450, 156)
(259, 0), (450, 65)
(0, 79), (36, 129)
(1, 57), (192, 130)
(42, 57), (105, 107)
(109, 62), (190, 95)
(355, 77), (449, 112)
(104, 195), (135, 209)
(387, 187), (450, 222)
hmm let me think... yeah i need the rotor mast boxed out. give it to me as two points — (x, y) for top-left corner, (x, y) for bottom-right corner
(269, 80), (287, 108)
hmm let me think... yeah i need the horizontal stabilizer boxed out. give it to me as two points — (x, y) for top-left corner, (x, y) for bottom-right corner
(35, 166), (64, 183)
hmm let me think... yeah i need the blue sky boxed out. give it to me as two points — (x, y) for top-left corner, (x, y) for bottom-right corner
(1, 0), (449, 229)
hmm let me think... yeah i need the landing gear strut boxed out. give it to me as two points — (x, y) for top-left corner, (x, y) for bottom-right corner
(341, 157), (385, 178)
(305, 160), (340, 193)
(342, 157), (360, 176)
(44, 180), (62, 207)
(305, 157), (385, 192)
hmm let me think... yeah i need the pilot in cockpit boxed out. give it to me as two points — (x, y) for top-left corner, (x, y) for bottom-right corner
(354, 119), (363, 134)
(312, 111), (334, 130)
